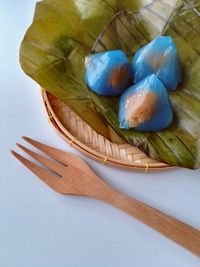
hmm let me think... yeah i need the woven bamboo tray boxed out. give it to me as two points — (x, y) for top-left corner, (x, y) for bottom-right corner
(42, 89), (171, 171)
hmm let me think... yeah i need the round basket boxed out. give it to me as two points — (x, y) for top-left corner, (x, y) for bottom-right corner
(42, 89), (171, 171)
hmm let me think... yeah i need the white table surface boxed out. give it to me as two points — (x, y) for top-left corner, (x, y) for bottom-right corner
(1, 1), (200, 267)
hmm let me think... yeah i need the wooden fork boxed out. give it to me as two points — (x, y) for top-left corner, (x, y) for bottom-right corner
(11, 137), (200, 257)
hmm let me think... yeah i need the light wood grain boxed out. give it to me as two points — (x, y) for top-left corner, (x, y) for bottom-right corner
(12, 137), (200, 257)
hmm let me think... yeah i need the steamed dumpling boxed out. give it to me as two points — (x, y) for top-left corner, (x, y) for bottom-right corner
(132, 36), (181, 91)
(119, 74), (173, 131)
(85, 50), (132, 96)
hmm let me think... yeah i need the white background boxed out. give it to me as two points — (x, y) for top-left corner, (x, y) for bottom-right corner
(1, 1), (200, 266)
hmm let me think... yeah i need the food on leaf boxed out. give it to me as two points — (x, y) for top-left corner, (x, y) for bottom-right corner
(85, 50), (132, 96)
(119, 74), (173, 131)
(19, 0), (200, 169)
(132, 36), (181, 91)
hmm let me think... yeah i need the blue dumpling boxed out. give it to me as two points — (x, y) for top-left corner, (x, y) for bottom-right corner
(132, 36), (181, 91)
(119, 74), (173, 131)
(85, 50), (132, 96)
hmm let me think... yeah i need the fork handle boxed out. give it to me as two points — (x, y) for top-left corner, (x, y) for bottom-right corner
(96, 186), (200, 257)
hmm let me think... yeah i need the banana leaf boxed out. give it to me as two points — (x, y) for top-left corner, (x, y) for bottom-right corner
(20, 0), (200, 169)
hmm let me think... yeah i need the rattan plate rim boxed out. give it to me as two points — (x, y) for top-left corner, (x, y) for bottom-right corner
(42, 89), (172, 171)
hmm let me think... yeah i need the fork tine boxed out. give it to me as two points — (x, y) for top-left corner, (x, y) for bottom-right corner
(22, 136), (69, 165)
(16, 143), (65, 176)
(11, 150), (63, 193)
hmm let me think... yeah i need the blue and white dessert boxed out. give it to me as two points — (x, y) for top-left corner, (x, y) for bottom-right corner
(132, 36), (181, 90)
(119, 74), (173, 131)
(85, 50), (132, 96)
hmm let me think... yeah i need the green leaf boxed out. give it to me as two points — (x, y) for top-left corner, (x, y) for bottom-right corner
(20, 0), (200, 169)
